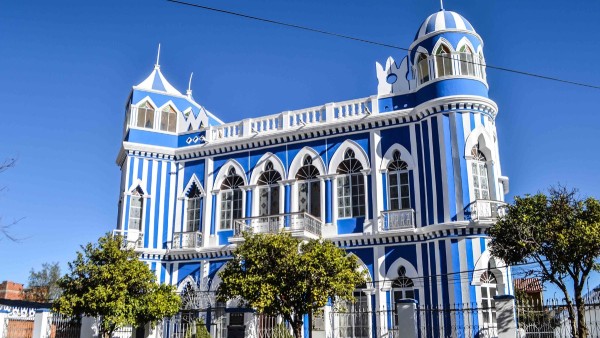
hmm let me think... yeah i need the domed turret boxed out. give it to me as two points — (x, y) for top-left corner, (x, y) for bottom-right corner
(413, 10), (476, 42)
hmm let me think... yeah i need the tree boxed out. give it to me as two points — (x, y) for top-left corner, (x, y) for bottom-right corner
(489, 186), (600, 338)
(217, 232), (367, 338)
(53, 233), (181, 338)
(24, 262), (61, 302)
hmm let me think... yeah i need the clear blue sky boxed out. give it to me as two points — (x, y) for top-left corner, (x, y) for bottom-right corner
(1, 0), (599, 294)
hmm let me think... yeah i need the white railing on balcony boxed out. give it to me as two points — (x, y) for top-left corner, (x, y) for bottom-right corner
(415, 53), (486, 86)
(380, 209), (415, 231)
(233, 212), (322, 239)
(172, 231), (203, 249)
(468, 200), (507, 221)
(112, 229), (144, 249)
(288, 105), (326, 127)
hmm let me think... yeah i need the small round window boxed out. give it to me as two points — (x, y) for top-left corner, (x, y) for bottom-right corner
(386, 74), (398, 84)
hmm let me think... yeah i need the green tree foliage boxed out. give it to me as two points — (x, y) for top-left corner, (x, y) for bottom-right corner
(489, 187), (600, 338)
(185, 318), (211, 338)
(217, 232), (367, 338)
(53, 233), (181, 338)
(24, 262), (61, 302)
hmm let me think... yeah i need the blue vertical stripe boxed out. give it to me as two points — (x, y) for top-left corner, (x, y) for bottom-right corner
(430, 118), (445, 224)
(160, 263), (166, 284)
(443, 115), (457, 221)
(386, 291), (392, 329)
(211, 194), (217, 235)
(381, 174), (388, 211)
(162, 162), (171, 249)
(366, 175), (373, 220)
(245, 190), (252, 218)
(325, 179), (332, 223)
(153, 161), (162, 249)
(438, 241), (451, 332)
(422, 121), (434, 225)
(415, 125), (427, 227)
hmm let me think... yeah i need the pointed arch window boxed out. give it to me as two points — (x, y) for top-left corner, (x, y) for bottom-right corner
(186, 184), (202, 232)
(160, 106), (177, 133)
(480, 264), (497, 327)
(435, 44), (453, 78)
(417, 53), (430, 84)
(296, 156), (321, 218)
(471, 144), (490, 200)
(459, 45), (475, 76)
(337, 149), (365, 218)
(136, 102), (155, 129)
(220, 168), (244, 229)
(387, 150), (411, 210)
(128, 187), (144, 231)
(392, 266), (415, 326)
(258, 161), (282, 217)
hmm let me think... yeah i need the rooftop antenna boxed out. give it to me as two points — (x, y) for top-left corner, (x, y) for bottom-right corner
(187, 72), (194, 97)
(155, 43), (161, 69)
(440, 0), (444, 10)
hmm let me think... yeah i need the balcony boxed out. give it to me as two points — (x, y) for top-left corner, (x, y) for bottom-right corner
(112, 229), (144, 249)
(232, 212), (323, 241)
(380, 209), (415, 232)
(172, 231), (203, 250)
(467, 200), (507, 221)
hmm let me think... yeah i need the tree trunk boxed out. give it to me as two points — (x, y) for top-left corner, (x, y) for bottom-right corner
(575, 288), (588, 338)
(292, 320), (303, 338)
(308, 309), (313, 338)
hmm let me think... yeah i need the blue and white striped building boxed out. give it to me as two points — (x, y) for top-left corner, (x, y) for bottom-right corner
(114, 7), (511, 338)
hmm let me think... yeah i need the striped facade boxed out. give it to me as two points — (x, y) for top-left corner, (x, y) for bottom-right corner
(114, 8), (511, 338)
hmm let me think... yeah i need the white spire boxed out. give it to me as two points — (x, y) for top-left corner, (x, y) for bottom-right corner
(187, 72), (194, 97)
(155, 43), (161, 69)
(440, 0), (444, 10)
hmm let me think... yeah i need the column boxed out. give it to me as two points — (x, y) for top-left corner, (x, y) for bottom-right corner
(494, 295), (517, 338)
(282, 180), (294, 228)
(210, 192), (217, 236)
(396, 300), (418, 338)
(80, 316), (99, 338)
(370, 130), (383, 235)
(32, 309), (51, 338)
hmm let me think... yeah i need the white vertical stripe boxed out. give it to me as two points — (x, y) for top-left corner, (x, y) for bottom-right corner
(434, 12), (445, 32)
(437, 115), (450, 223)
(445, 239), (455, 305)
(155, 262), (162, 282)
(427, 118), (438, 224)
(458, 239), (470, 305)
(371, 130), (382, 232)
(435, 240), (443, 306)
(175, 163), (185, 234)
(474, 112), (482, 128)
(148, 160), (158, 248)
(167, 162), (176, 243)
(472, 238), (482, 271)
(142, 159), (149, 193)
(157, 161), (168, 248)
(203, 157), (214, 247)
(172, 262), (179, 287)
(416, 242), (424, 298)
(121, 157), (133, 228)
(132, 157), (140, 182)
(410, 124), (422, 227)
(449, 113), (465, 220)
(419, 17), (430, 37)
(419, 123), (429, 226)
(165, 263), (172, 286)
(451, 12), (467, 30)
(462, 112), (471, 137)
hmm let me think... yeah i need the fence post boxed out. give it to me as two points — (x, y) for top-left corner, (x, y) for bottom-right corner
(32, 309), (51, 338)
(80, 316), (98, 338)
(0, 309), (9, 338)
(396, 299), (418, 338)
(494, 295), (517, 338)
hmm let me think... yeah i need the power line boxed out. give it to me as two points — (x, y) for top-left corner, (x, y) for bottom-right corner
(166, 0), (600, 90)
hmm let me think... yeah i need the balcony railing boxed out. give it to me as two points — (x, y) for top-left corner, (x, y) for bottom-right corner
(112, 229), (144, 249)
(467, 200), (507, 221)
(380, 209), (415, 231)
(415, 52), (486, 86)
(172, 231), (203, 249)
(233, 212), (323, 239)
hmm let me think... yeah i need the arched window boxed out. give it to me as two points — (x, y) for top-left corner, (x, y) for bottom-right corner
(478, 52), (486, 79)
(136, 102), (155, 129)
(160, 106), (177, 132)
(471, 144), (490, 200)
(186, 184), (202, 232)
(459, 45), (475, 76)
(296, 156), (321, 218)
(392, 266), (415, 326)
(417, 53), (430, 84)
(220, 168), (244, 229)
(257, 161), (282, 217)
(337, 149), (365, 218)
(387, 150), (411, 210)
(480, 264), (497, 327)
(435, 44), (452, 78)
(129, 187), (144, 231)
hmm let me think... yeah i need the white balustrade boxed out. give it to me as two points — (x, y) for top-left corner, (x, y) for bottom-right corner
(112, 229), (144, 249)
(233, 212), (322, 238)
(172, 231), (203, 249)
(468, 200), (507, 221)
(380, 209), (415, 231)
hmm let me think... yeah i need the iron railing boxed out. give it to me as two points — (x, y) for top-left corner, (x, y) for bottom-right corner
(233, 212), (322, 239)
(112, 229), (144, 249)
(171, 231), (203, 250)
(467, 199), (507, 221)
(380, 209), (415, 231)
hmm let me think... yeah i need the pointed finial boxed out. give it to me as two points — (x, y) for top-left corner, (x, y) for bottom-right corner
(440, 0), (444, 10)
(155, 43), (161, 69)
(187, 72), (194, 97)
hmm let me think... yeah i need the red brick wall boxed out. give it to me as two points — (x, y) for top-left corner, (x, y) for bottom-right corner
(0, 281), (24, 300)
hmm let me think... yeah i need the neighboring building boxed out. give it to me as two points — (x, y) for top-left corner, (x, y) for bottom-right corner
(113, 6), (512, 338)
(0, 281), (23, 301)
(514, 278), (543, 305)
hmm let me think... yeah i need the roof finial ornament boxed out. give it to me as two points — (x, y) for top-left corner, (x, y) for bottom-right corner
(440, 0), (444, 10)
(187, 72), (194, 97)
(155, 43), (161, 69)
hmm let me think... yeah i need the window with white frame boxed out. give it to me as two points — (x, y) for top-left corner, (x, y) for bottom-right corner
(186, 184), (202, 232)
(480, 266), (497, 327)
(337, 149), (365, 218)
(392, 266), (415, 326)
(160, 106), (177, 133)
(220, 168), (244, 229)
(296, 156), (321, 218)
(435, 44), (453, 78)
(417, 53), (430, 84)
(387, 150), (411, 210)
(128, 187), (144, 231)
(459, 45), (475, 76)
(478, 52), (486, 79)
(258, 161), (282, 217)
(136, 102), (155, 129)
(471, 144), (490, 200)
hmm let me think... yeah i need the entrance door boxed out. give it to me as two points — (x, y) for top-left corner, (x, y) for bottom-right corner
(227, 313), (245, 338)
